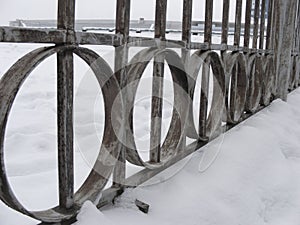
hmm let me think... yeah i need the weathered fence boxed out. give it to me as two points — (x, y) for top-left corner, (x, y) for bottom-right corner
(0, 0), (299, 224)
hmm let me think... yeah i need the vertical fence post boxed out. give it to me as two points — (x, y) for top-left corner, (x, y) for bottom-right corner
(198, 57), (210, 140)
(272, 0), (298, 100)
(150, 0), (167, 163)
(266, 0), (274, 50)
(113, 0), (131, 188)
(252, 0), (261, 49)
(204, 0), (213, 46)
(221, 0), (230, 47)
(182, 0), (193, 62)
(294, 2), (300, 54)
(57, 0), (75, 210)
(295, 2), (300, 87)
(181, 0), (193, 151)
(234, 0), (243, 47)
(244, 0), (252, 49)
(198, 0), (214, 140)
(259, 0), (266, 49)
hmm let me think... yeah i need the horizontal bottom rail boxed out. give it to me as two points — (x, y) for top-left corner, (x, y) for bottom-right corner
(97, 105), (270, 209)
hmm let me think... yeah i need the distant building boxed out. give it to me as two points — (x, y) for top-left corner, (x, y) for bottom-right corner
(9, 19), (178, 31)
(10, 18), (267, 37)
(9, 19), (239, 35)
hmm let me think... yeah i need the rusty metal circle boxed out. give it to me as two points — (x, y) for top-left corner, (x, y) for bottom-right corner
(261, 55), (276, 106)
(0, 45), (122, 222)
(120, 47), (189, 170)
(185, 50), (226, 140)
(246, 54), (263, 113)
(223, 52), (248, 124)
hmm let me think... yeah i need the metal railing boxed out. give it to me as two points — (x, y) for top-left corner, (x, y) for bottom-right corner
(0, 0), (299, 224)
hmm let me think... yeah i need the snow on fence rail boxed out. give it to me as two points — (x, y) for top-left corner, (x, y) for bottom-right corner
(0, 0), (299, 224)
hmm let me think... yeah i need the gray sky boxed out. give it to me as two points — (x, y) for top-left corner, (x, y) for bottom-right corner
(0, 0), (241, 26)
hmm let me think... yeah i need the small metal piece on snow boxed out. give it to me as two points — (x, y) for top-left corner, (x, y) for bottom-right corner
(135, 199), (150, 214)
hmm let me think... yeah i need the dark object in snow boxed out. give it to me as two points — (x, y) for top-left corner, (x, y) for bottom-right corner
(135, 199), (150, 214)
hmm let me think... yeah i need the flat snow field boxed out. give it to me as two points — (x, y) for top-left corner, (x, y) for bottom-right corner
(0, 42), (300, 225)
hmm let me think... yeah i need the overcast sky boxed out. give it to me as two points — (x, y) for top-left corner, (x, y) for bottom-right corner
(0, 0), (243, 26)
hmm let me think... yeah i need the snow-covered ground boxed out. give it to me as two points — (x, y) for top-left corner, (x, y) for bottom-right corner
(0, 36), (300, 225)
(73, 89), (300, 225)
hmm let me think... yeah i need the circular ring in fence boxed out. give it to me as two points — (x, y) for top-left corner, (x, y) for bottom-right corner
(185, 50), (225, 141)
(118, 48), (189, 170)
(296, 56), (300, 87)
(289, 55), (300, 90)
(223, 52), (248, 124)
(246, 54), (263, 113)
(0, 46), (122, 222)
(261, 55), (275, 106)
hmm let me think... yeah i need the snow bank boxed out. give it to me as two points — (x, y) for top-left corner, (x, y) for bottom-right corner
(74, 201), (115, 225)
(94, 90), (300, 225)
